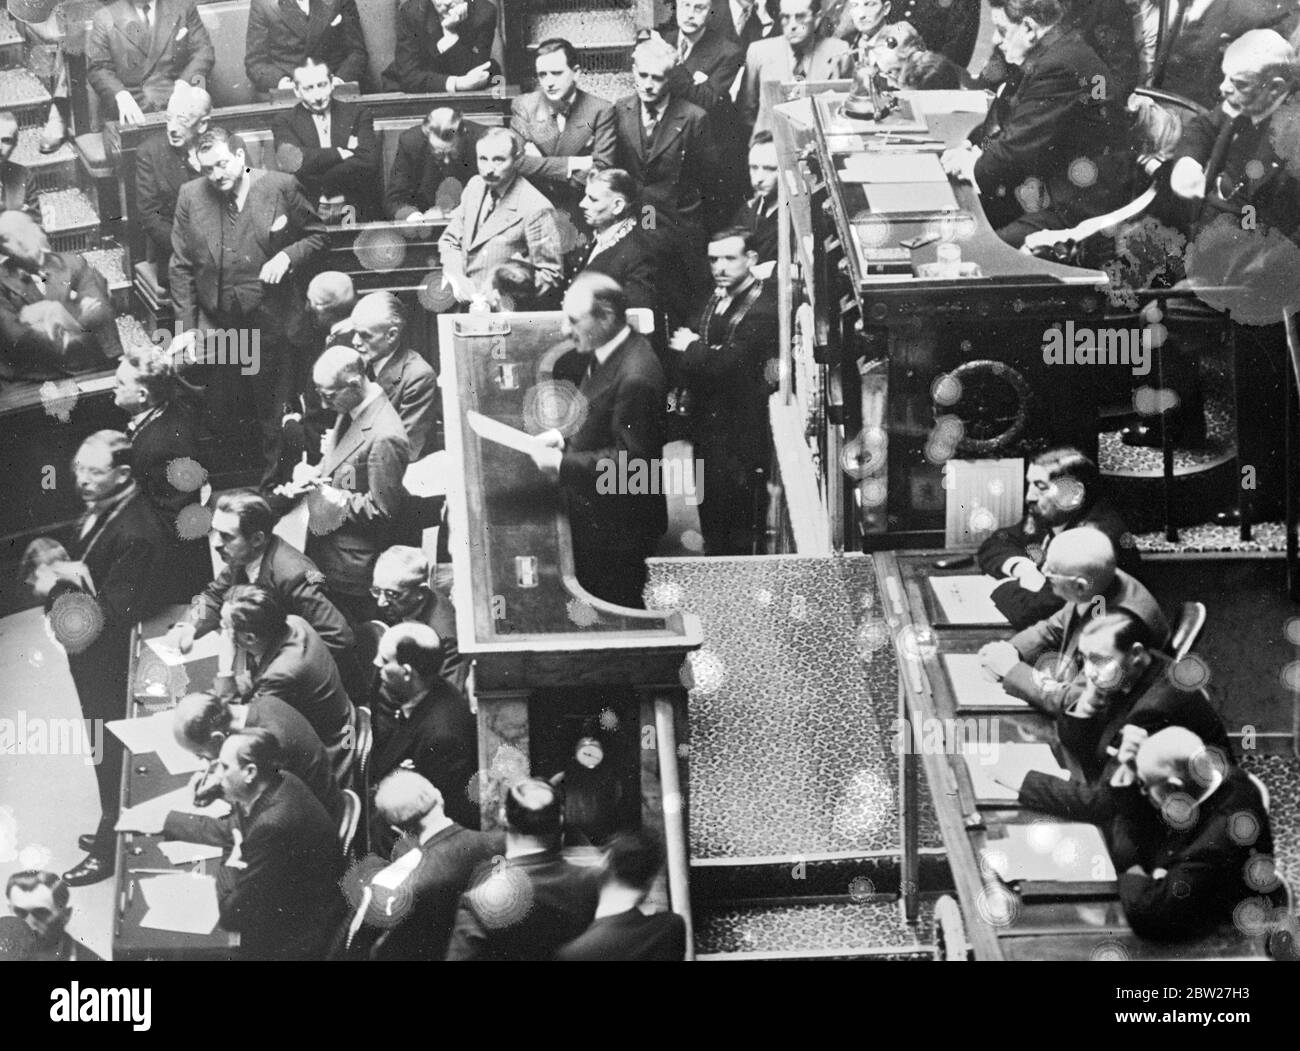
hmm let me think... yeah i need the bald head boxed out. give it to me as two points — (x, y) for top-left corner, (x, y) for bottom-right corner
(307, 271), (356, 321)
(375, 770), (444, 827)
(0, 209), (49, 268)
(172, 692), (233, 757)
(313, 345), (368, 414)
(351, 292), (405, 363)
(1221, 29), (1297, 116)
(1135, 727), (1225, 806)
(1042, 527), (1117, 601)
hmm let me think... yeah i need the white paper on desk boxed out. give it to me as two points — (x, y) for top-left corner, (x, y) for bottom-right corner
(145, 630), (222, 668)
(138, 874), (220, 935)
(106, 711), (206, 775)
(943, 654), (1030, 709)
(157, 841), (223, 865)
(467, 411), (547, 456)
(843, 151), (948, 184)
(929, 574), (1008, 624)
(961, 742), (1067, 803)
(773, 97), (815, 129)
(273, 499), (309, 551)
(116, 784), (229, 833)
(982, 823), (1117, 883)
(865, 180), (958, 214)
(902, 89), (990, 114)
(403, 450), (452, 497)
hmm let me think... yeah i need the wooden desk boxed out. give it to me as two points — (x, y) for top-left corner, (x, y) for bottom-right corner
(876, 550), (1271, 961)
(111, 606), (239, 961)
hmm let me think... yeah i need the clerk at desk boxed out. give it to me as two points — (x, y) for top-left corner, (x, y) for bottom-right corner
(529, 272), (669, 609)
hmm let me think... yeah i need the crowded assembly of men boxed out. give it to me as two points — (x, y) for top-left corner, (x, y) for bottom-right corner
(1, 0), (1297, 962)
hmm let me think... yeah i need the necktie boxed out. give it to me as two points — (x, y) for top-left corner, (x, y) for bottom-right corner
(473, 189), (498, 240)
(139, 1), (151, 31)
(735, 1), (752, 38)
(644, 105), (660, 137)
(335, 412), (352, 443)
(553, 105), (568, 134)
(679, 35), (691, 63)
(364, 359), (377, 381)
(226, 193), (240, 227)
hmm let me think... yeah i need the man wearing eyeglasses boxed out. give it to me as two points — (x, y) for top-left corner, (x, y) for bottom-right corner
(978, 527), (1169, 714)
(370, 545), (465, 692)
(0, 111), (38, 223)
(740, 0), (849, 136)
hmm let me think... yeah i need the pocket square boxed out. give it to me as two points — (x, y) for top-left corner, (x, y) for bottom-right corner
(330, 13), (342, 25)
(271, 214), (288, 232)
(176, 26), (188, 40)
(347, 134), (358, 150)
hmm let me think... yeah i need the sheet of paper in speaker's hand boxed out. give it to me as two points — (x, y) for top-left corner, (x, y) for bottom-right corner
(157, 841), (224, 865)
(138, 874), (220, 935)
(467, 411), (547, 456)
(929, 574), (1008, 624)
(982, 823), (1116, 883)
(961, 742), (1066, 803)
(403, 450), (452, 497)
(145, 630), (222, 667)
(944, 654), (1030, 709)
(106, 710), (206, 774)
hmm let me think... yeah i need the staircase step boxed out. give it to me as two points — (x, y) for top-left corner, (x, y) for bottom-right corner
(0, 67), (51, 125)
(0, 14), (23, 69)
(38, 187), (100, 252)
(580, 70), (636, 103)
(691, 850), (952, 906)
(694, 899), (935, 959)
(528, 9), (637, 47)
(12, 127), (77, 191)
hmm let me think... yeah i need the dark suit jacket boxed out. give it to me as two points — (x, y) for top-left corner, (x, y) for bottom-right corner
(163, 771), (344, 960)
(971, 26), (1133, 229)
(1023, 767), (1279, 941)
(248, 614), (355, 779)
(272, 98), (379, 216)
(0, 252), (122, 378)
(245, 693), (343, 819)
(170, 169), (324, 329)
(59, 486), (168, 718)
(303, 391), (411, 594)
(612, 93), (722, 223)
(382, 0), (498, 93)
(510, 88), (618, 199)
(553, 330), (669, 546)
(709, 0), (778, 49)
(185, 534), (355, 659)
(371, 680), (479, 830)
(1176, 101), (1300, 243)
(245, 0), (368, 93)
(446, 849), (602, 960)
(87, 0), (214, 112)
(585, 225), (662, 317)
(135, 130), (201, 264)
(375, 347), (437, 460)
(0, 919), (102, 961)
(384, 120), (487, 220)
(978, 498), (1142, 630)
(345, 825), (504, 960)
(1, 160), (39, 223)
(555, 908), (687, 961)
(873, 0), (982, 67)
(1158, 0), (1297, 109)
(675, 277), (778, 471)
(728, 194), (779, 264)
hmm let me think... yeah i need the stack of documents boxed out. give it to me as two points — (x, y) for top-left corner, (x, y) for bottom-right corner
(116, 784), (229, 834)
(981, 823), (1117, 883)
(943, 654), (1029, 710)
(960, 741), (1067, 803)
(138, 874), (220, 935)
(929, 575), (1008, 624)
(106, 710), (206, 775)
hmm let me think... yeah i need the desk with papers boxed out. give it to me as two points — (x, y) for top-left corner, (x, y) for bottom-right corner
(111, 606), (240, 960)
(876, 551), (1271, 961)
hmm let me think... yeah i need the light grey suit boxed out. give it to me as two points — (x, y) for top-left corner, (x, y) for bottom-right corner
(740, 35), (849, 135)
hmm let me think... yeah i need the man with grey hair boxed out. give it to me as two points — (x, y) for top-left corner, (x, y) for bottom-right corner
(385, 106), (488, 221)
(273, 345), (410, 623)
(0, 210), (122, 379)
(370, 545), (464, 691)
(529, 272), (668, 608)
(350, 292), (437, 459)
(136, 83), (212, 283)
(438, 126), (564, 304)
(0, 110), (38, 222)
